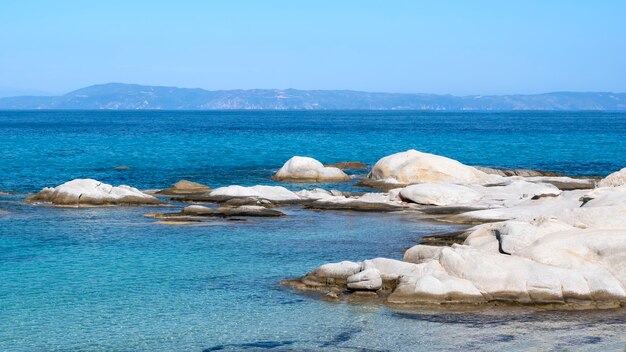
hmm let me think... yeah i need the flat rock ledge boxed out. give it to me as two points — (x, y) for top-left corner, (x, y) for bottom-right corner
(25, 179), (162, 207)
(149, 204), (284, 218)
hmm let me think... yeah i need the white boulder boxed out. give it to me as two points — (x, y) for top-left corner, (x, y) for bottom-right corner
(25, 179), (161, 206)
(367, 150), (497, 185)
(313, 261), (362, 279)
(273, 156), (350, 182)
(598, 167), (626, 187)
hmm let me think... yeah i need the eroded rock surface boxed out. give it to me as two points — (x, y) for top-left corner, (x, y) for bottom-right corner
(26, 179), (161, 206)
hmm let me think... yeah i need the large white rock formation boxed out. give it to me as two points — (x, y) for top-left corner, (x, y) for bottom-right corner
(289, 156), (626, 308)
(273, 156), (351, 182)
(26, 179), (161, 206)
(366, 150), (498, 185)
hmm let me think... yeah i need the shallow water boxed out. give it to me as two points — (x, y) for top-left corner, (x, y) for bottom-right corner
(1, 111), (625, 351)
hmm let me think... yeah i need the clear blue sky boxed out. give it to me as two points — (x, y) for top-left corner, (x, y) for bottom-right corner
(1, 0), (625, 96)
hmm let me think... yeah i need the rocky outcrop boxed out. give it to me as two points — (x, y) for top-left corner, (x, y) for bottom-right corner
(156, 180), (211, 196)
(274, 156), (351, 182)
(366, 150), (498, 186)
(285, 155), (626, 308)
(288, 226), (626, 307)
(25, 179), (161, 206)
(598, 167), (626, 187)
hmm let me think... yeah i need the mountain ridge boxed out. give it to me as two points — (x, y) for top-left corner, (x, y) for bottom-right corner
(1, 83), (625, 111)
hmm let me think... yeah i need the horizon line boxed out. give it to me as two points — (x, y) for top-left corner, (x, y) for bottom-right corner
(1, 82), (626, 99)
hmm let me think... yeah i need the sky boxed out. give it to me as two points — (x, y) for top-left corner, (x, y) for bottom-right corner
(0, 0), (625, 96)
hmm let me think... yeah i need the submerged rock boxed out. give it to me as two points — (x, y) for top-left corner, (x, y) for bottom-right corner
(366, 150), (497, 186)
(25, 179), (161, 206)
(156, 180), (212, 196)
(273, 156), (351, 182)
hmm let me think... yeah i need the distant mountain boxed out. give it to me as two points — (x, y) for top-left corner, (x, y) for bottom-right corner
(1, 83), (625, 110)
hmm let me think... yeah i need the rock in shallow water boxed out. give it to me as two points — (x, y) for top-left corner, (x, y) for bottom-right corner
(25, 179), (161, 206)
(292, 228), (626, 307)
(366, 149), (499, 186)
(182, 205), (284, 217)
(156, 180), (212, 196)
(285, 154), (626, 308)
(273, 156), (351, 182)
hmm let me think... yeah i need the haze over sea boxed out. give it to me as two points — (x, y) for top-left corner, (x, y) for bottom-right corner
(1, 110), (626, 351)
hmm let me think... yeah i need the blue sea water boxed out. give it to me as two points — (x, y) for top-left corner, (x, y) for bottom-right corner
(1, 111), (625, 351)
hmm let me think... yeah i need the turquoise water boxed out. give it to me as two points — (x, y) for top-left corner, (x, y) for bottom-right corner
(1, 111), (626, 351)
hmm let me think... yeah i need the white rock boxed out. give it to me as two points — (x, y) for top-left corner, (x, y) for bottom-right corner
(403, 245), (444, 264)
(347, 269), (382, 290)
(367, 150), (498, 185)
(581, 186), (626, 207)
(464, 217), (576, 255)
(25, 179), (160, 206)
(389, 274), (485, 304)
(295, 188), (335, 200)
(518, 228), (626, 289)
(473, 180), (562, 208)
(313, 261), (362, 279)
(400, 183), (482, 206)
(598, 167), (626, 187)
(274, 156), (350, 182)
(209, 185), (300, 202)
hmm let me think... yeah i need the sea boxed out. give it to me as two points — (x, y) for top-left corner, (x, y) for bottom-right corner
(1, 110), (625, 351)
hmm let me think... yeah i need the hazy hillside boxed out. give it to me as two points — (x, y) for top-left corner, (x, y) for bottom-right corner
(1, 83), (625, 110)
